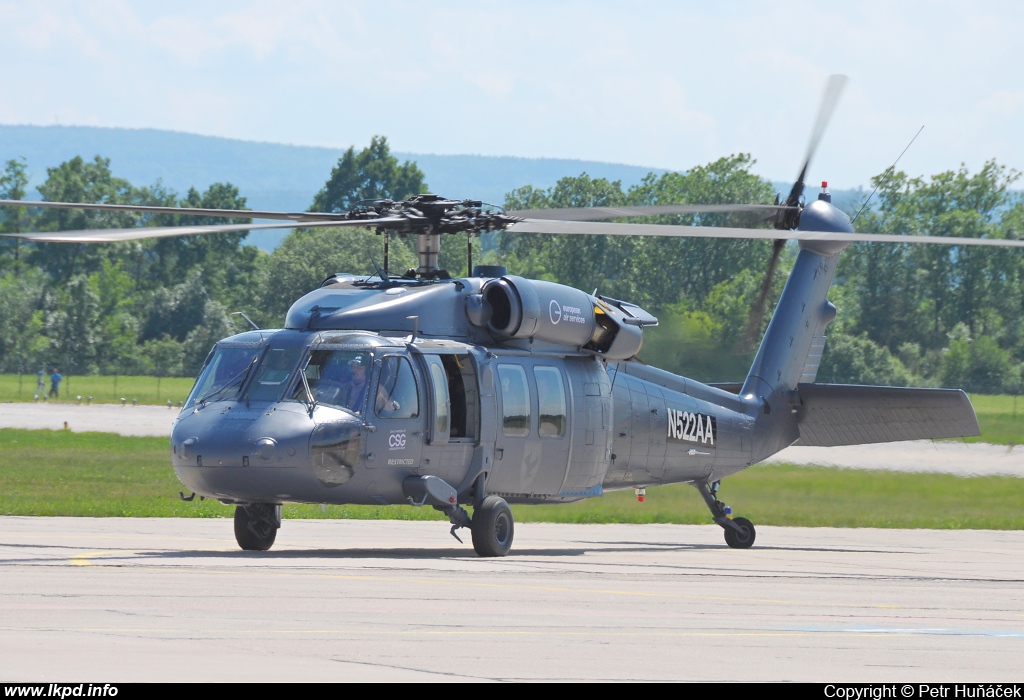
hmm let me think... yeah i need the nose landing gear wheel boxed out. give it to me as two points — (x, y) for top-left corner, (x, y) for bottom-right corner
(724, 517), (755, 549)
(471, 496), (514, 557)
(234, 503), (281, 551)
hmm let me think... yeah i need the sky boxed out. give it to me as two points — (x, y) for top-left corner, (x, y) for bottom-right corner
(1, 0), (1022, 189)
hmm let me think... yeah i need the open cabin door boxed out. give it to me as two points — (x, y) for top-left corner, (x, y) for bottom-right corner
(414, 347), (481, 488)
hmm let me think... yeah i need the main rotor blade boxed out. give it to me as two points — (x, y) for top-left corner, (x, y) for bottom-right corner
(0, 218), (400, 243)
(506, 203), (793, 221)
(788, 73), (848, 204)
(0, 198), (342, 222)
(510, 218), (1024, 249)
(735, 238), (786, 355)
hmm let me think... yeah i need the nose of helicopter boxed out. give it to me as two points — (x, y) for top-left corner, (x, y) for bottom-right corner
(170, 402), (327, 500)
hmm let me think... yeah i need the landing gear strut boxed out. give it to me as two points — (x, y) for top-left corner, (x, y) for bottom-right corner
(234, 503), (281, 551)
(402, 474), (515, 557)
(694, 480), (756, 549)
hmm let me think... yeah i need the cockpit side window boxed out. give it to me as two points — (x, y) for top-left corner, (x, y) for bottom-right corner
(295, 349), (371, 414)
(244, 347), (302, 403)
(375, 356), (419, 419)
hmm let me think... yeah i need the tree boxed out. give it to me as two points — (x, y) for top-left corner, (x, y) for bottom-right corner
(0, 271), (47, 372)
(147, 182), (254, 293)
(30, 156), (139, 279)
(183, 299), (234, 375)
(843, 161), (1020, 354)
(89, 261), (141, 373)
(311, 136), (427, 213)
(940, 331), (1020, 394)
(0, 158), (31, 273)
(138, 267), (227, 352)
(499, 155), (777, 310)
(626, 154), (777, 305)
(501, 173), (628, 291)
(818, 333), (916, 386)
(45, 275), (101, 375)
(258, 227), (417, 325)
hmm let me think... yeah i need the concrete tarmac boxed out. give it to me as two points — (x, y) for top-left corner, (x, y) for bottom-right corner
(0, 402), (179, 437)
(2, 517), (1023, 682)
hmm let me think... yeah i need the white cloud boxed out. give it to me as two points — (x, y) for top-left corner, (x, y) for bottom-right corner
(2, 0), (1023, 185)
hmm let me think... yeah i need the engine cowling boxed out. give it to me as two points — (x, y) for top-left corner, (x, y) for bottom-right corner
(467, 275), (653, 361)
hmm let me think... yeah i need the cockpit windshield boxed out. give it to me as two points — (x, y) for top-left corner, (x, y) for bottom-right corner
(185, 345), (261, 409)
(244, 347), (303, 403)
(294, 349), (372, 415)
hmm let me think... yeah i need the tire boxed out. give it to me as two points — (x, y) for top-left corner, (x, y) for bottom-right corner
(471, 496), (514, 557)
(234, 504), (279, 551)
(723, 516), (755, 549)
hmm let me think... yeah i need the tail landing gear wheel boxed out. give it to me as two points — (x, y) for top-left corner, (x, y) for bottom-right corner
(471, 496), (514, 557)
(234, 504), (280, 551)
(724, 517), (755, 549)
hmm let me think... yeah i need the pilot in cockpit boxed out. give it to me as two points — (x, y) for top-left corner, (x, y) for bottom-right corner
(340, 355), (368, 412)
(311, 352), (368, 414)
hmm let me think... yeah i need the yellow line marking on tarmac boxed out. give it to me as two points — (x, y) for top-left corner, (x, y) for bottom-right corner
(69, 552), (110, 567)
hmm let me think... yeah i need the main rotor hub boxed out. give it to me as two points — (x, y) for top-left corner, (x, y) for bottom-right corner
(343, 194), (521, 278)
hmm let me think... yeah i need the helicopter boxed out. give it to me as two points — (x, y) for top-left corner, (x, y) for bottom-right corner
(1, 76), (1017, 557)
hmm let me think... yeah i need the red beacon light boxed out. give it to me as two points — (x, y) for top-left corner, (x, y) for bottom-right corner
(818, 180), (832, 203)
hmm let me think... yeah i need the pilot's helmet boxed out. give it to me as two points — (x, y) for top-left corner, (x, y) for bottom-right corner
(348, 355), (366, 371)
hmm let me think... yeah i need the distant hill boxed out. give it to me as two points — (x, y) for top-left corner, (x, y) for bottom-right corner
(0, 124), (868, 250)
(1, 125), (672, 250)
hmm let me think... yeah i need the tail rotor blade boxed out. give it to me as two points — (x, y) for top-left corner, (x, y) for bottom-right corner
(734, 238), (786, 354)
(787, 74), (848, 206)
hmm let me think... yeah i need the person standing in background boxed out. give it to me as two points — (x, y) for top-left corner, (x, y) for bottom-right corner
(49, 369), (62, 399)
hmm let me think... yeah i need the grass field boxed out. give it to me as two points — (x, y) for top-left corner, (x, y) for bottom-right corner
(0, 374), (195, 406)
(965, 394), (1024, 445)
(1, 428), (1021, 529)
(0, 374), (1021, 444)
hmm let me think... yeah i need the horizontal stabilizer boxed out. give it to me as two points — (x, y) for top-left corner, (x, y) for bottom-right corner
(793, 384), (980, 447)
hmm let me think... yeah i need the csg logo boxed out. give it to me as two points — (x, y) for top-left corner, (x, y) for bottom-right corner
(388, 431), (407, 450)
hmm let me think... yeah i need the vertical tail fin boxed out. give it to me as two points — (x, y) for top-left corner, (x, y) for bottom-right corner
(740, 199), (852, 460)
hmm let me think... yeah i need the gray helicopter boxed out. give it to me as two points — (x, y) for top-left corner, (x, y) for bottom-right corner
(2, 76), (1016, 556)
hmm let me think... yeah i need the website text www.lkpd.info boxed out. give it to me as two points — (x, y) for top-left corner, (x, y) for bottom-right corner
(4, 686), (117, 698)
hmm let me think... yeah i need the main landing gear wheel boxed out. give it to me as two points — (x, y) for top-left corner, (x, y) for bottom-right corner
(471, 496), (514, 557)
(724, 517), (756, 549)
(234, 503), (281, 551)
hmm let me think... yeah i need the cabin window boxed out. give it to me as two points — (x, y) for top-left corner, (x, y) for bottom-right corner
(245, 347), (303, 402)
(498, 364), (530, 437)
(296, 349), (371, 414)
(375, 356), (419, 419)
(428, 362), (450, 437)
(534, 366), (567, 438)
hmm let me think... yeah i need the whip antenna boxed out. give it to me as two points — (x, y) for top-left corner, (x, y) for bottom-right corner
(851, 125), (925, 224)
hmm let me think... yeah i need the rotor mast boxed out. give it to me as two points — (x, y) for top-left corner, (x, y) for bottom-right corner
(415, 232), (443, 277)
(367, 195), (519, 280)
